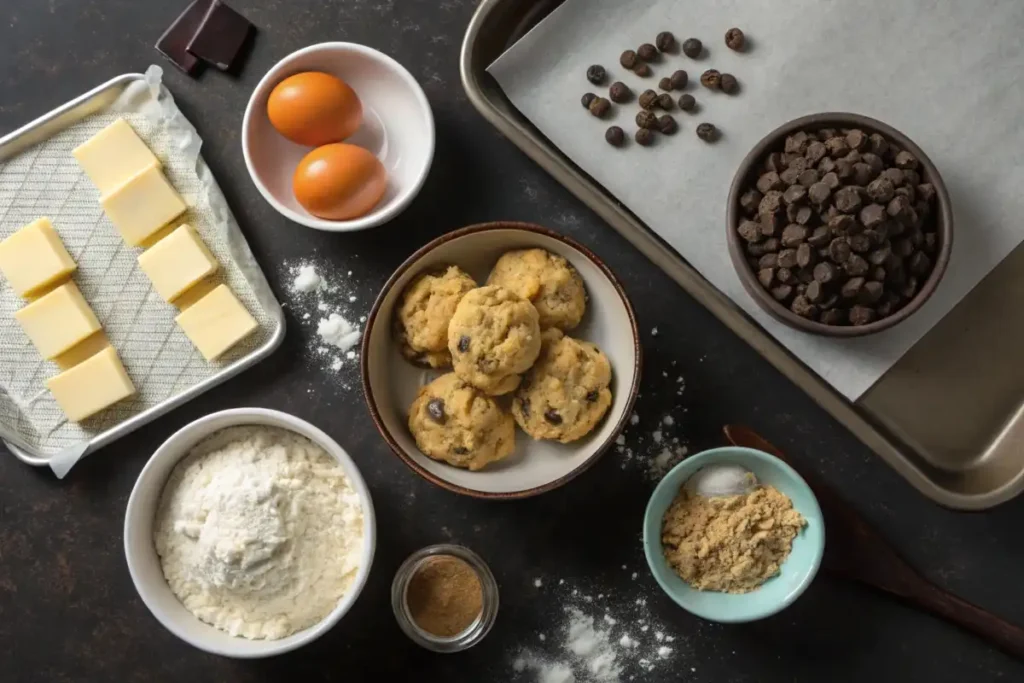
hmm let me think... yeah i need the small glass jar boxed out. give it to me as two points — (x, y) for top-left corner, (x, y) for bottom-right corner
(391, 544), (499, 653)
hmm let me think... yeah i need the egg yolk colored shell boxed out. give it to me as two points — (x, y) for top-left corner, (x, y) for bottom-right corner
(267, 71), (362, 147)
(293, 143), (387, 221)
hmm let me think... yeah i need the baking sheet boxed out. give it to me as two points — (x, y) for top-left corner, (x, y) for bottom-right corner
(0, 66), (283, 471)
(489, 0), (1024, 400)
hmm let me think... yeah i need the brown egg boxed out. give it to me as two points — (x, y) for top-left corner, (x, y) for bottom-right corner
(267, 72), (362, 146)
(293, 143), (387, 220)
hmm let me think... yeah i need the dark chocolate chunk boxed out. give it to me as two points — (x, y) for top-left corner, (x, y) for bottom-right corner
(605, 126), (625, 147)
(682, 38), (703, 58)
(678, 93), (696, 111)
(620, 50), (638, 69)
(186, 0), (255, 72)
(609, 82), (632, 103)
(458, 335), (471, 353)
(426, 398), (446, 423)
(544, 409), (563, 425)
(586, 65), (607, 85)
(157, 0), (215, 75)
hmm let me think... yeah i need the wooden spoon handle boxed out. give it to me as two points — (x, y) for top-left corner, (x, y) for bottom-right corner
(906, 582), (1024, 661)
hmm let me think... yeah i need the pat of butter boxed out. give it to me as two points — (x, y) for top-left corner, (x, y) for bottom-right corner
(14, 281), (102, 359)
(73, 118), (160, 195)
(0, 217), (77, 298)
(175, 284), (258, 361)
(46, 346), (135, 422)
(100, 166), (187, 246)
(138, 224), (219, 302)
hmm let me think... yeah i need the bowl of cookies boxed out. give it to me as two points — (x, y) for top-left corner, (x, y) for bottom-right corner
(361, 222), (641, 499)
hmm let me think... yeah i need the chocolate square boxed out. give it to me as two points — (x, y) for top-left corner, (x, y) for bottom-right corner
(156, 0), (215, 76)
(186, 1), (255, 72)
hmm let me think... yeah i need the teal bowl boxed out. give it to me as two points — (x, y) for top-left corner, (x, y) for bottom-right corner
(643, 446), (825, 623)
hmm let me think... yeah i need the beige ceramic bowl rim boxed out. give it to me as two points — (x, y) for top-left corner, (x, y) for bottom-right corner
(360, 221), (643, 500)
(122, 407), (377, 658)
(240, 41), (435, 232)
(726, 111), (954, 337)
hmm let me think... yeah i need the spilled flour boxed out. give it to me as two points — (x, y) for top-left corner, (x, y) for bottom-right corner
(282, 260), (366, 384)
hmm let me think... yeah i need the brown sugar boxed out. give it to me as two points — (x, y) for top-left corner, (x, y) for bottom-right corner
(406, 555), (483, 637)
(661, 485), (806, 593)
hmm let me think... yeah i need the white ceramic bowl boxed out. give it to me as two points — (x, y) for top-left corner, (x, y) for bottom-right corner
(123, 408), (377, 658)
(242, 42), (434, 231)
(361, 222), (642, 499)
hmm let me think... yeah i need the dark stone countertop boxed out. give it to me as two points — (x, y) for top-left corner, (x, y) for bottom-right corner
(1, 1), (1023, 681)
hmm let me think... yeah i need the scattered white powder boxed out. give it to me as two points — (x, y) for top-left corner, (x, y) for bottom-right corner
(657, 646), (672, 658)
(663, 415), (675, 426)
(291, 265), (322, 294)
(535, 578), (544, 588)
(619, 634), (636, 648)
(318, 313), (361, 352)
(629, 414), (639, 425)
(330, 359), (342, 372)
(651, 327), (658, 336)
(615, 435), (625, 446)
(652, 430), (662, 443)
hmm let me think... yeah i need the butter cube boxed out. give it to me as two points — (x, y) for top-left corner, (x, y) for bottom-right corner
(73, 118), (160, 195)
(100, 166), (187, 246)
(14, 281), (102, 359)
(138, 225), (219, 302)
(0, 218), (77, 298)
(46, 346), (135, 422)
(175, 284), (258, 361)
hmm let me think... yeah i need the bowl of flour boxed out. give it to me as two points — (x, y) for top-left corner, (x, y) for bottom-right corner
(124, 408), (376, 658)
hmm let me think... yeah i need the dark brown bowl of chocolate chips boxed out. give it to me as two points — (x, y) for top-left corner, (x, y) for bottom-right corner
(727, 113), (953, 337)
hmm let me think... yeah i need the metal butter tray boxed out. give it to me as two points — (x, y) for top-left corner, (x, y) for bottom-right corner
(0, 73), (285, 468)
(461, 0), (1024, 509)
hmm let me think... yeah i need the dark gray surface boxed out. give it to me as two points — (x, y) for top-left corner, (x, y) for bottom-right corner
(0, 1), (1022, 681)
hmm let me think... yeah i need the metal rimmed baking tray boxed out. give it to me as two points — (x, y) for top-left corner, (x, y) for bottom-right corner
(0, 72), (285, 469)
(461, 0), (1024, 510)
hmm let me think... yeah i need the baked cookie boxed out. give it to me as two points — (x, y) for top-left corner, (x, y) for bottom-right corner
(512, 328), (613, 443)
(447, 285), (542, 395)
(408, 373), (515, 470)
(486, 249), (587, 330)
(395, 266), (477, 368)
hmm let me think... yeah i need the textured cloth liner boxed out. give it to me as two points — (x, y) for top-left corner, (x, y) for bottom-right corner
(0, 66), (280, 466)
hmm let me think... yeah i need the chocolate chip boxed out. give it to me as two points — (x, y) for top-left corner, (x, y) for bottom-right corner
(846, 129), (868, 151)
(720, 73), (739, 94)
(656, 93), (674, 110)
(635, 128), (654, 146)
(917, 183), (937, 204)
(783, 185), (807, 206)
(780, 167), (802, 186)
(791, 296), (818, 319)
(588, 97), (611, 117)
(544, 409), (563, 425)
(725, 27), (746, 51)
(849, 305), (877, 326)
(781, 224), (808, 247)
(678, 93), (696, 111)
(805, 280), (824, 303)
(895, 150), (919, 170)
(829, 237), (852, 263)
(740, 189), (763, 215)
(882, 167), (905, 187)
(844, 253), (870, 276)
(605, 126), (625, 147)
(834, 186), (863, 213)
(807, 181), (831, 205)
(825, 137), (850, 158)
(808, 226), (831, 247)
(633, 62), (652, 77)
(868, 133), (889, 157)
(700, 69), (721, 90)
(452, 446), (469, 455)
(586, 390), (600, 402)
(658, 114), (678, 134)
(682, 38), (703, 58)
(828, 214), (857, 236)
(757, 172), (785, 194)
(796, 243), (816, 268)
(765, 152), (787, 173)
(785, 132), (810, 156)
(620, 50), (638, 68)
(820, 308), (846, 325)
(636, 110), (658, 129)
(859, 281), (884, 304)
(795, 206), (815, 225)
(659, 77), (673, 91)
(777, 248), (799, 269)
(638, 43), (658, 61)
(427, 398), (446, 423)
(758, 253), (779, 269)
(696, 122), (718, 142)
(669, 70), (688, 90)
(908, 251), (932, 276)
(866, 176), (895, 203)
(457, 335), (471, 352)
(609, 82), (632, 103)
(849, 233), (872, 253)
(859, 203), (887, 229)
(656, 31), (677, 52)
(771, 284), (794, 302)
(758, 268), (775, 288)
(639, 89), (658, 109)
(841, 277), (865, 299)
(853, 163), (874, 186)
(761, 237), (780, 252)
(586, 65), (607, 85)
(776, 267), (795, 284)
(581, 93), (596, 109)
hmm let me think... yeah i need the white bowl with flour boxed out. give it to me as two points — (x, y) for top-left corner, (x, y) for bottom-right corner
(124, 408), (376, 658)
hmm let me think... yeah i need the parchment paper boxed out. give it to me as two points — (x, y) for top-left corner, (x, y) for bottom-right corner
(0, 66), (282, 475)
(490, 0), (1024, 400)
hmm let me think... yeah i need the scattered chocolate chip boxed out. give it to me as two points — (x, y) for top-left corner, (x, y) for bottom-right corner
(581, 92), (596, 109)
(696, 122), (718, 142)
(638, 43), (658, 61)
(796, 243), (816, 268)
(740, 189), (763, 215)
(605, 126), (625, 147)
(544, 409), (563, 425)
(808, 226), (831, 247)
(778, 248), (799, 269)
(636, 110), (658, 129)
(458, 335), (470, 352)
(426, 398), (446, 423)
(724, 27), (745, 51)
(639, 89), (658, 109)
(633, 63), (652, 77)
(656, 93), (674, 110)
(895, 150), (919, 170)
(700, 69), (721, 90)
(783, 185), (807, 206)
(586, 64), (607, 85)
(682, 38), (703, 58)
(669, 70), (688, 90)
(678, 93), (696, 111)
(758, 268), (775, 288)
(656, 31), (677, 52)
(719, 73), (739, 94)
(808, 181), (831, 205)
(635, 128), (654, 146)
(588, 97), (611, 117)
(834, 186), (863, 213)
(586, 390), (600, 402)
(657, 114), (678, 134)
(757, 172), (785, 194)
(609, 82), (632, 103)
(659, 77), (673, 91)
(620, 49), (638, 69)
(738, 220), (762, 242)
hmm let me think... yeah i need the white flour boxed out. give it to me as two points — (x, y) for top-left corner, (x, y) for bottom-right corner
(154, 426), (365, 640)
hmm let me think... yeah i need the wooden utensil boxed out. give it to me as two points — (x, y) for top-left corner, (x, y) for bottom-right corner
(723, 424), (1024, 661)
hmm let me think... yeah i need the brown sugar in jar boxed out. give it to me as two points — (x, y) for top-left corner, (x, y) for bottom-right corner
(406, 555), (483, 637)
(392, 544), (499, 652)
